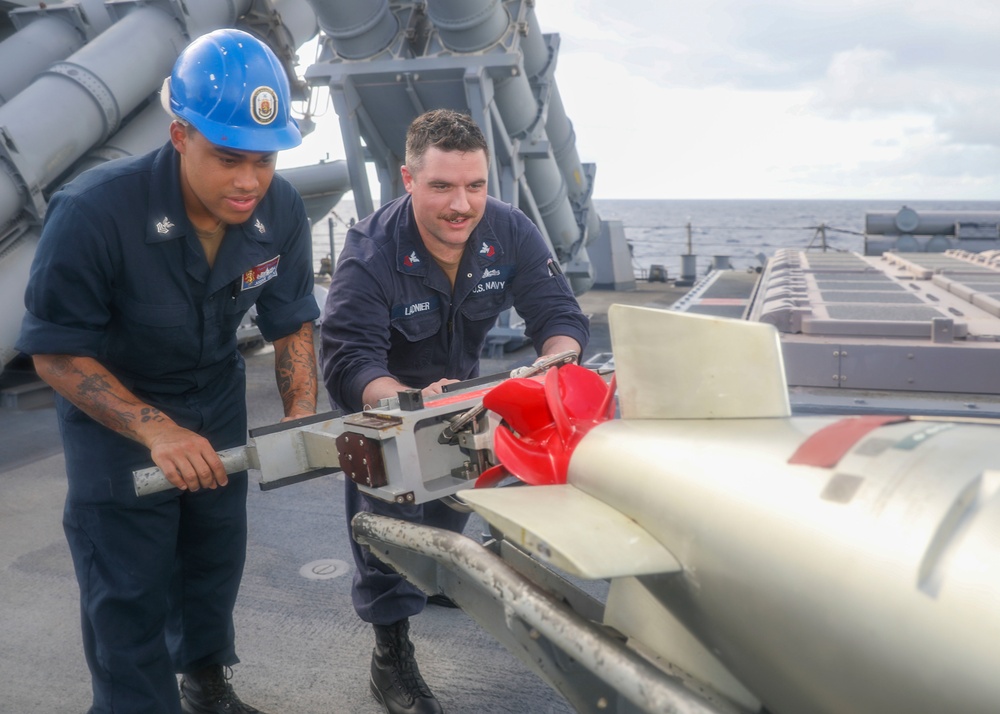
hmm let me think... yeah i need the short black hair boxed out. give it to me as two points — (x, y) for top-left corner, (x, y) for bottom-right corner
(404, 109), (489, 172)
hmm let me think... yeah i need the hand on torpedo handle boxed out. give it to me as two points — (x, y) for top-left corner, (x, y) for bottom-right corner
(146, 423), (228, 492)
(280, 409), (315, 423)
(508, 350), (579, 379)
(421, 376), (461, 399)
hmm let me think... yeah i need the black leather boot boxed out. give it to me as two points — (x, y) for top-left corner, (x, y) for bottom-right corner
(370, 620), (443, 714)
(179, 664), (268, 714)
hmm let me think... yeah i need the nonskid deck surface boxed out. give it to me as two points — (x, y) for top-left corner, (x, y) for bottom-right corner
(0, 282), (685, 714)
(745, 250), (1000, 416)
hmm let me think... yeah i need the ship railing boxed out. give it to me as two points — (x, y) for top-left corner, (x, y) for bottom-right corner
(629, 222), (865, 282)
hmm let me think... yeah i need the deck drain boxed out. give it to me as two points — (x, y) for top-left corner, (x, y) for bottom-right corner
(299, 558), (350, 580)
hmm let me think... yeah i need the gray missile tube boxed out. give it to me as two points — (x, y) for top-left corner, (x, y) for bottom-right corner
(545, 84), (601, 250)
(304, 0), (403, 219)
(278, 161), (353, 223)
(0, 7), (186, 228)
(311, 0), (398, 59)
(0, 0), (114, 106)
(266, 0), (321, 46)
(520, 4), (601, 259)
(510, 4), (602, 253)
(426, 0), (509, 53)
(865, 208), (1000, 235)
(0, 20), (81, 105)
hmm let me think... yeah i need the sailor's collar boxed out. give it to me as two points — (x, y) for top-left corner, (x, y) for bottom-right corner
(145, 142), (274, 245)
(394, 196), (505, 274)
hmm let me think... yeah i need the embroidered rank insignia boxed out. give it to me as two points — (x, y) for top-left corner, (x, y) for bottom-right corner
(156, 217), (174, 234)
(403, 251), (420, 268)
(240, 255), (280, 291)
(479, 242), (496, 257)
(254, 218), (266, 234)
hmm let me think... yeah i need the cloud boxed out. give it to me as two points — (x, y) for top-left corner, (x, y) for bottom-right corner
(807, 43), (1000, 149)
(537, 0), (1000, 197)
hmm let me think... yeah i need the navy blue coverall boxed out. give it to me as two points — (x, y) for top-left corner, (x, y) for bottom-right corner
(320, 194), (589, 625)
(16, 141), (319, 714)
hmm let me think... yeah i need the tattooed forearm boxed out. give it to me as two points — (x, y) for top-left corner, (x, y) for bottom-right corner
(274, 323), (318, 417)
(33, 353), (168, 442)
(78, 371), (116, 399)
(44, 354), (77, 377)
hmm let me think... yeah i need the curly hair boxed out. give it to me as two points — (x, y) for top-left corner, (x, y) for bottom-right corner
(404, 109), (489, 172)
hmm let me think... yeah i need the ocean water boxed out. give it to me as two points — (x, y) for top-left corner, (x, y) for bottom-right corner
(311, 198), (1000, 281)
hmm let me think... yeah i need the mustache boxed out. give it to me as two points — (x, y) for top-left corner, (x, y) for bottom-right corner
(441, 211), (475, 221)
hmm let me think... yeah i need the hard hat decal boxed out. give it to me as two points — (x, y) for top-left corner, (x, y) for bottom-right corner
(251, 86), (277, 125)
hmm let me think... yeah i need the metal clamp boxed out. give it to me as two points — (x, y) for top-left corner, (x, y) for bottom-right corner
(438, 350), (578, 445)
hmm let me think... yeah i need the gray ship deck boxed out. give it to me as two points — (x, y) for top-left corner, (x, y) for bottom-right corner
(0, 281), (688, 714)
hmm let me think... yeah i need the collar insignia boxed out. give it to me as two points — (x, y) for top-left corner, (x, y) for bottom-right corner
(156, 217), (174, 234)
(254, 218), (266, 234)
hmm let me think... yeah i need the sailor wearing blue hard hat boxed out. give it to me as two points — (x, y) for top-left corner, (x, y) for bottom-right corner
(17, 28), (318, 714)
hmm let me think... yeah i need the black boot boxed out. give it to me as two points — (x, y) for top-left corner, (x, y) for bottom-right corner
(370, 620), (443, 714)
(179, 665), (268, 714)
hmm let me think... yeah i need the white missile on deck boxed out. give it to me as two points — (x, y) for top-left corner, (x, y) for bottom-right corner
(356, 304), (1000, 714)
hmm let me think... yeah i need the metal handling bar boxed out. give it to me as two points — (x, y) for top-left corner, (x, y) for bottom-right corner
(133, 411), (345, 497)
(352, 512), (725, 714)
(133, 445), (256, 497)
(440, 369), (511, 392)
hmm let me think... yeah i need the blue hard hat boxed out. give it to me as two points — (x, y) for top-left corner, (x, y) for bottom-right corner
(165, 29), (301, 152)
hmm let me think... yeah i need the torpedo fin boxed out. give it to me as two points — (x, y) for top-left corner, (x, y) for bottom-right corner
(608, 304), (791, 420)
(458, 484), (681, 579)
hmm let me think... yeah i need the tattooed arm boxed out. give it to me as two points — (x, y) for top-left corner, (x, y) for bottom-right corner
(271, 321), (317, 421)
(31, 354), (227, 491)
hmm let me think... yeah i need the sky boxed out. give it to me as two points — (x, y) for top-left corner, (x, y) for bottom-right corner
(278, 0), (1000, 201)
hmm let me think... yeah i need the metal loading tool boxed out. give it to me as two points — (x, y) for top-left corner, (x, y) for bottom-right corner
(132, 410), (348, 497)
(131, 373), (519, 503)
